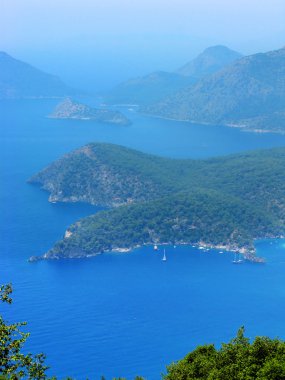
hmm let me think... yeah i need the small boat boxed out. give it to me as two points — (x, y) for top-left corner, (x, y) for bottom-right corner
(154, 245), (158, 251)
(219, 251), (224, 254)
(232, 252), (243, 264)
(162, 249), (167, 261)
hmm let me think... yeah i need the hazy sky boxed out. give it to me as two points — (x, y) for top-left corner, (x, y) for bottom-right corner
(2, 0), (285, 90)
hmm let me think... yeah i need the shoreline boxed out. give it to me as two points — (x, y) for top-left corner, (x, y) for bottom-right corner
(29, 237), (266, 263)
(140, 111), (285, 135)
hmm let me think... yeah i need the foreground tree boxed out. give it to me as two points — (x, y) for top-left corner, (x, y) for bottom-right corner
(0, 284), (52, 380)
(164, 327), (285, 380)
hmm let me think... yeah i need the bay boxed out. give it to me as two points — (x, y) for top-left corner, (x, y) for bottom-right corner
(1, 99), (285, 379)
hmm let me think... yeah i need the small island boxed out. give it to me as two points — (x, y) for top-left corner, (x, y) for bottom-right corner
(28, 143), (285, 262)
(49, 97), (131, 125)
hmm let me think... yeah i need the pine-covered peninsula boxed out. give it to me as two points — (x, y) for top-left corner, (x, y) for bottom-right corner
(28, 143), (285, 261)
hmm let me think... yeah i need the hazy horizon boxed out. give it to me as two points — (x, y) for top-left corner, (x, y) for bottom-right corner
(2, 0), (285, 91)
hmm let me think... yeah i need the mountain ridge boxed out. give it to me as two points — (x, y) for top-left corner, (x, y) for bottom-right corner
(143, 46), (285, 133)
(0, 51), (76, 99)
(104, 45), (242, 106)
(176, 45), (243, 77)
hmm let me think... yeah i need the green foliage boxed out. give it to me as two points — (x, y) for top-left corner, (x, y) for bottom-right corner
(48, 188), (281, 259)
(30, 143), (285, 216)
(0, 285), (12, 305)
(0, 285), (52, 380)
(164, 327), (285, 380)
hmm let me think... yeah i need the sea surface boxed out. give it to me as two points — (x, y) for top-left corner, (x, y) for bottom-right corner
(2, 99), (285, 379)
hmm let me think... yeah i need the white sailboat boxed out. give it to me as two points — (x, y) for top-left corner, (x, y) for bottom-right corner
(232, 252), (243, 264)
(154, 244), (158, 251)
(162, 249), (167, 261)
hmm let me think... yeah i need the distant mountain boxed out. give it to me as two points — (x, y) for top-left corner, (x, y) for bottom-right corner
(176, 45), (243, 78)
(49, 98), (131, 125)
(104, 46), (242, 106)
(29, 143), (285, 261)
(0, 52), (75, 99)
(104, 71), (195, 106)
(144, 47), (285, 133)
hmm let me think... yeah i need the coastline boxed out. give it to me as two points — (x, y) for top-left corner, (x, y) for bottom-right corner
(29, 234), (266, 263)
(27, 144), (285, 265)
(140, 111), (285, 135)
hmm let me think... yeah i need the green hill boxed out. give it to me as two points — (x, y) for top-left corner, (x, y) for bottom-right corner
(29, 144), (285, 261)
(28, 143), (178, 206)
(43, 190), (280, 260)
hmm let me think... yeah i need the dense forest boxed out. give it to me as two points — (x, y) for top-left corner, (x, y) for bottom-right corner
(45, 190), (280, 260)
(29, 143), (285, 260)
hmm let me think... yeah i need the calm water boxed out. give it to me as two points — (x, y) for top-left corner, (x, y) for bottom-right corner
(2, 99), (285, 379)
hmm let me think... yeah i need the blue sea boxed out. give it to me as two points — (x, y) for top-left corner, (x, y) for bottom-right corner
(2, 99), (285, 379)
